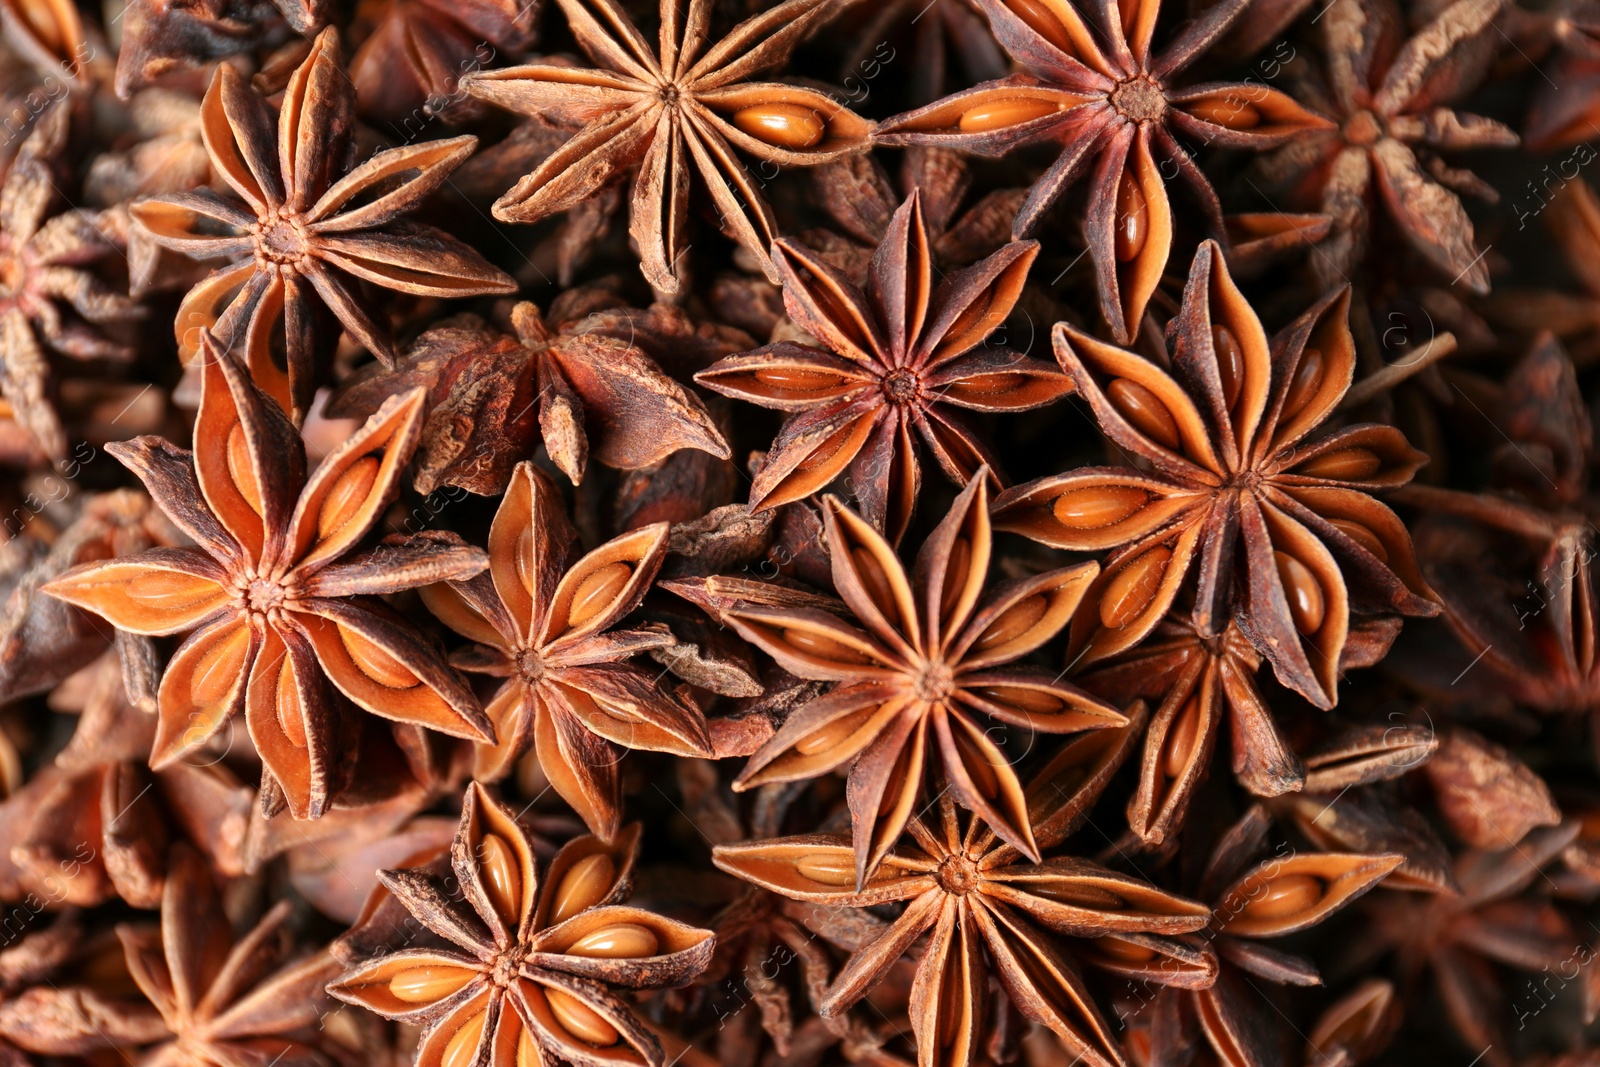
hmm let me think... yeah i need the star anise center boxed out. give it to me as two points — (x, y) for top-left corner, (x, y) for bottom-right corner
(936, 852), (980, 895)
(490, 944), (529, 987)
(516, 648), (546, 683)
(912, 661), (955, 702)
(0, 241), (26, 301)
(1343, 109), (1383, 146)
(234, 574), (287, 615)
(253, 211), (311, 266)
(1110, 77), (1167, 124)
(880, 368), (922, 406)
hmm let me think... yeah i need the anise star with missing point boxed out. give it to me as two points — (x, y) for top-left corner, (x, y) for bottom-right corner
(993, 240), (1438, 711)
(713, 470), (1126, 886)
(130, 28), (516, 422)
(460, 0), (872, 295)
(329, 783), (716, 1067)
(42, 336), (493, 820)
(696, 191), (1070, 544)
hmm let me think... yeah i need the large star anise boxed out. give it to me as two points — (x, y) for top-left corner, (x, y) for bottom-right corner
(330, 783), (716, 1067)
(1, 104), (142, 462)
(42, 337), (493, 820)
(119, 844), (345, 1067)
(421, 461), (713, 841)
(130, 28), (516, 422)
(876, 0), (1329, 342)
(993, 240), (1438, 710)
(709, 471), (1126, 885)
(460, 0), (872, 295)
(714, 732), (1214, 1067)
(696, 192), (1070, 543)
(1255, 0), (1518, 294)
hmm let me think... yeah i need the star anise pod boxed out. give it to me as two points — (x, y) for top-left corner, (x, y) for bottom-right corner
(329, 298), (730, 495)
(697, 192), (1071, 543)
(330, 782), (716, 1067)
(715, 727), (1214, 1067)
(709, 470), (1127, 885)
(0, 0), (91, 88)
(119, 844), (346, 1067)
(837, 0), (1005, 108)
(0, 103), (142, 462)
(421, 461), (713, 840)
(1510, 0), (1600, 150)
(130, 28), (516, 422)
(41, 337), (493, 819)
(1255, 0), (1517, 294)
(114, 0), (328, 97)
(875, 0), (1330, 343)
(459, 0), (873, 295)
(992, 240), (1438, 710)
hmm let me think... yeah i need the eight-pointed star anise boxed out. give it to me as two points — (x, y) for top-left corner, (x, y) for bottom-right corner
(696, 192), (1070, 544)
(329, 782), (716, 1067)
(130, 28), (516, 422)
(877, 0), (1330, 342)
(714, 738), (1214, 1067)
(713, 470), (1127, 887)
(993, 240), (1438, 710)
(460, 0), (872, 295)
(42, 336), (493, 820)
(421, 461), (714, 841)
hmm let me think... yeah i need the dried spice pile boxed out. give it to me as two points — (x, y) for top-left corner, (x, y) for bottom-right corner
(4, 0), (1600, 1062)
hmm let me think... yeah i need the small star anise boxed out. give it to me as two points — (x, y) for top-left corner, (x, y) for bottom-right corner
(421, 461), (713, 841)
(330, 782), (716, 1067)
(992, 240), (1438, 710)
(876, 0), (1330, 342)
(42, 337), (493, 820)
(710, 470), (1127, 885)
(114, 0), (328, 97)
(696, 192), (1070, 543)
(460, 0), (873, 295)
(0, 104), (142, 462)
(131, 28), (516, 422)
(714, 733), (1214, 1067)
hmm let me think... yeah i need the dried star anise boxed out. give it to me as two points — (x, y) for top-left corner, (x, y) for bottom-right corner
(329, 782), (716, 1067)
(715, 727), (1213, 1067)
(421, 461), (713, 840)
(697, 192), (1070, 543)
(130, 28), (516, 421)
(876, 0), (1329, 342)
(42, 337), (493, 819)
(115, 0), (328, 97)
(993, 240), (1438, 710)
(709, 470), (1126, 884)
(459, 0), (872, 295)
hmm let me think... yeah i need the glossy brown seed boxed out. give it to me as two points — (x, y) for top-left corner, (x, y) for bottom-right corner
(1114, 170), (1147, 262)
(389, 965), (476, 1003)
(1297, 447), (1382, 481)
(226, 424), (263, 515)
(341, 626), (421, 688)
(441, 1010), (487, 1067)
(1281, 347), (1325, 417)
(1051, 484), (1151, 529)
(478, 832), (521, 926)
(547, 986), (620, 1045)
(975, 594), (1047, 651)
(782, 628), (872, 664)
(566, 923), (659, 959)
(797, 853), (858, 885)
(1274, 551), (1325, 635)
(957, 96), (1060, 133)
(732, 103), (826, 148)
(1105, 378), (1180, 449)
(1093, 936), (1156, 962)
(1187, 96), (1261, 128)
(973, 686), (1064, 714)
(1099, 546), (1172, 629)
(1035, 881), (1126, 908)
(939, 537), (973, 619)
(1236, 873), (1323, 921)
(1161, 694), (1202, 779)
(192, 626), (251, 704)
(550, 854), (616, 924)
(851, 547), (898, 618)
(317, 456), (379, 540)
(795, 710), (870, 755)
(1003, 0), (1074, 52)
(1330, 518), (1387, 561)
(513, 526), (537, 597)
(568, 562), (632, 631)
(753, 366), (846, 394)
(1212, 325), (1244, 411)
(794, 419), (863, 475)
(277, 656), (307, 748)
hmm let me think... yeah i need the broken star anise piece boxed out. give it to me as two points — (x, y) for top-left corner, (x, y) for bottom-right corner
(713, 469), (1127, 886)
(876, 0), (1330, 342)
(329, 782), (716, 1067)
(42, 336), (493, 820)
(696, 192), (1070, 544)
(460, 0), (872, 295)
(421, 461), (713, 841)
(329, 300), (729, 495)
(130, 28), (516, 422)
(993, 240), (1438, 709)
